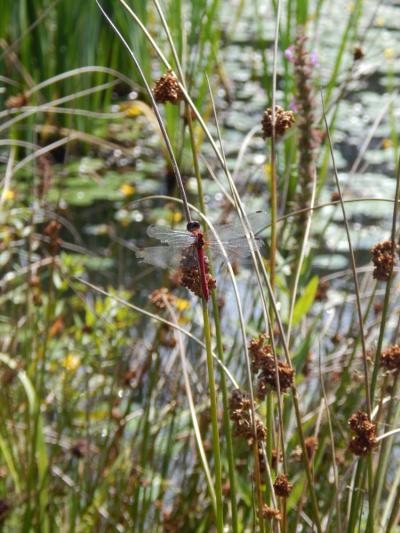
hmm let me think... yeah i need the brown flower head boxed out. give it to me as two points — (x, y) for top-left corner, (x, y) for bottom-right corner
(153, 71), (183, 104)
(257, 360), (295, 399)
(381, 345), (400, 373)
(305, 436), (318, 460)
(261, 504), (282, 521)
(5, 92), (28, 109)
(371, 240), (398, 281)
(353, 46), (364, 61)
(159, 324), (177, 348)
(149, 288), (176, 310)
(179, 247), (216, 299)
(261, 105), (295, 139)
(229, 389), (267, 443)
(315, 279), (329, 301)
(249, 334), (272, 373)
(43, 220), (62, 255)
(348, 435), (376, 456)
(249, 334), (295, 398)
(348, 411), (377, 456)
(273, 474), (293, 498)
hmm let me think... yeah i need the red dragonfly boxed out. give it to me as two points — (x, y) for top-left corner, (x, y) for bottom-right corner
(135, 212), (268, 301)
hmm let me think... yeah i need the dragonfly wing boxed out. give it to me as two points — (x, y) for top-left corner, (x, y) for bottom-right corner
(147, 225), (195, 246)
(208, 236), (263, 263)
(211, 211), (270, 241)
(135, 245), (185, 269)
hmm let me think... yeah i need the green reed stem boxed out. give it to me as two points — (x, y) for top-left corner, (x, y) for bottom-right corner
(186, 107), (235, 530)
(202, 300), (224, 533)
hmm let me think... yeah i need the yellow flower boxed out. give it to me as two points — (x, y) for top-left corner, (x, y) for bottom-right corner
(375, 16), (385, 27)
(264, 163), (272, 180)
(383, 138), (393, 150)
(63, 354), (80, 372)
(167, 211), (183, 224)
(175, 298), (190, 312)
(120, 183), (135, 197)
(121, 102), (142, 117)
(3, 189), (15, 201)
(384, 48), (394, 60)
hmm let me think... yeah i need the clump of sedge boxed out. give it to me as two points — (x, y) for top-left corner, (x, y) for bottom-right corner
(261, 105), (295, 139)
(273, 474), (293, 498)
(381, 345), (400, 373)
(348, 410), (377, 456)
(371, 240), (398, 281)
(153, 71), (183, 104)
(179, 247), (216, 299)
(249, 334), (295, 399)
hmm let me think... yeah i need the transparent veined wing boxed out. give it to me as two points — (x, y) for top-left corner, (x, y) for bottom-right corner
(147, 225), (195, 246)
(211, 211), (270, 242)
(135, 245), (188, 269)
(208, 236), (263, 263)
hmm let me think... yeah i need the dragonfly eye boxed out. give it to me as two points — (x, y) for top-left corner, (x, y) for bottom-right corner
(187, 221), (201, 232)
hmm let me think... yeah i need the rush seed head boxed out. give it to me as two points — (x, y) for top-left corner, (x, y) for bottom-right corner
(153, 71), (184, 104)
(261, 105), (295, 139)
(370, 240), (398, 281)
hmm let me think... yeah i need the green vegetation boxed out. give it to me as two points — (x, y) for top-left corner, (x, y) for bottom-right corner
(0, 0), (399, 531)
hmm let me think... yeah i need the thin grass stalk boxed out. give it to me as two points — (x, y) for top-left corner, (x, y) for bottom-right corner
(269, 0), (282, 290)
(365, 157), (400, 532)
(201, 301), (224, 532)
(286, 168), (317, 344)
(96, 0), (191, 223)
(321, 93), (377, 531)
(372, 375), (399, 508)
(321, 92), (371, 414)
(369, 154), (400, 401)
(318, 353), (341, 531)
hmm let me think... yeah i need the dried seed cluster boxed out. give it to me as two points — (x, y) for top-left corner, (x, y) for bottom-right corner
(273, 473), (293, 498)
(43, 220), (62, 255)
(371, 240), (398, 281)
(315, 279), (329, 302)
(249, 334), (295, 399)
(5, 92), (28, 109)
(149, 288), (176, 310)
(229, 389), (267, 444)
(304, 436), (318, 460)
(261, 504), (282, 521)
(348, 411), (377, 456)
(353, 46), (364, 61)
(179, 247), (216, 299)
(381, 345), (400, 373)
(153, 71), (183, 104)
(261, 106), (295, 139)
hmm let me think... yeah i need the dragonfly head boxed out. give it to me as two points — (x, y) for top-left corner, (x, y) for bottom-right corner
(186, 220), (201, 234)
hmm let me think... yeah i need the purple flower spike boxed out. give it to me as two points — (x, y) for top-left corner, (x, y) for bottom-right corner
(310, 50), (319, 67)
(289, 100), (298, 112)
(284, 45), (296, 63)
